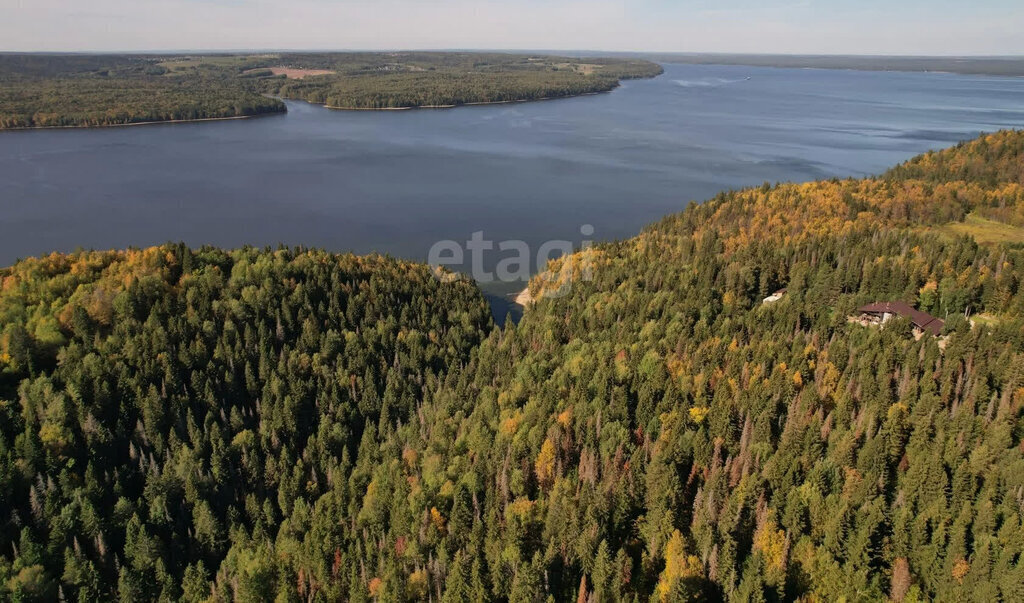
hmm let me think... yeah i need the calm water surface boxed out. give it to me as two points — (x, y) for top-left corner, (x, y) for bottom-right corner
(2, 63), (1024, 304)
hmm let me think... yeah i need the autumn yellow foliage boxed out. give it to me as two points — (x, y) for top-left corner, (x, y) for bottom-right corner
(753, 517), (788, 573)
(429, 507), (446, 534)
(535, 438), (557, 489)
(654, 530), (704, 602)
(952, 559), (970, 584)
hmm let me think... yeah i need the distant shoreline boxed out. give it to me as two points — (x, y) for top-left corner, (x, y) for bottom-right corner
(321, 89), (609, 111)
(2, 87), (618, 129)
(0, 111), (284, 132)
(643, 53), (1024, 78)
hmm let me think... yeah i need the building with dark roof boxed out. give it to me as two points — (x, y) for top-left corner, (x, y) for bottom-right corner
(857, 302), (945, 336)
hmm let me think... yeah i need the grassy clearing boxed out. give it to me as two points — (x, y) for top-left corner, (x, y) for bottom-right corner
(970, 313), (1002, 328)
(554, 62), (603, 75)
(922, 213), (1024, 245)
(158, 55), (278, 74)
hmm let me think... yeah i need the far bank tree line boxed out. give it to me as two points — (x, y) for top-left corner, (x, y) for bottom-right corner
(0, 53), (663, 128)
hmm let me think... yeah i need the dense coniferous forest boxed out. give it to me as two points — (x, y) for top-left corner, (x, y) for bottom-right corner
(1, 131), (1023, 601)
(0, 53), (662, 128)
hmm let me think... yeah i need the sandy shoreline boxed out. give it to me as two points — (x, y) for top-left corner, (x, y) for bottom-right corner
(324, 104), (459, 111)
(0, 112), (283, 132)
(325, 105), (414, 111)
(321, 88), (615, 112)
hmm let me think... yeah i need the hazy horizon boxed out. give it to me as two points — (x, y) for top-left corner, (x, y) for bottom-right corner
(5, 0), (1023, 56)
(3, 49), (1024, 59)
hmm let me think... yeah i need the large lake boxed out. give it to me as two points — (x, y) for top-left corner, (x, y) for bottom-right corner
(3, 63), (1024, 313)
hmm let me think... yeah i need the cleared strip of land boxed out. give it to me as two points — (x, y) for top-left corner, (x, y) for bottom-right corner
(267, 68), (336, 79)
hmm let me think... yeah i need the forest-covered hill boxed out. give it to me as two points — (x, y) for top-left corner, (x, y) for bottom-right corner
(1, 131), (1023, 601)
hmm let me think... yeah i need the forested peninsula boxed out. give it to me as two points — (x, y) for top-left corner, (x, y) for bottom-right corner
(2, 131), (1024, 601)
(0, 53), (663, 129)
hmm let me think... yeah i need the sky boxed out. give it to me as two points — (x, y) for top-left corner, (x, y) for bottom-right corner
(3, 0), (1023, 55)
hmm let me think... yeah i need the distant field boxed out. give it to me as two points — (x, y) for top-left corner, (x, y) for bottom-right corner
(267, 67), (336, 79)
(922, 213), (1024, 245)
(157, 55), (275, 73)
